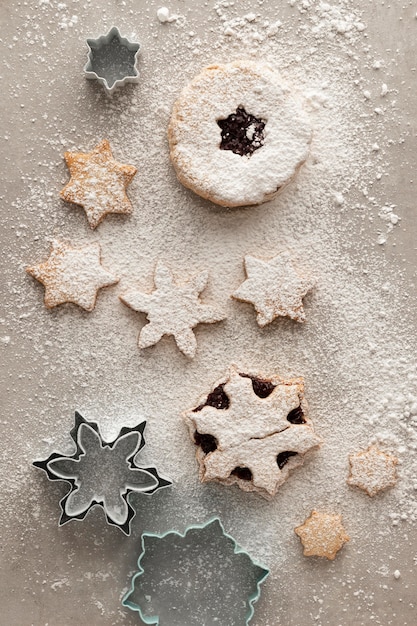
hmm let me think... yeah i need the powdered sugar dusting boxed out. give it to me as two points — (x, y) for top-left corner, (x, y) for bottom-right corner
(1, 0), (417, 624)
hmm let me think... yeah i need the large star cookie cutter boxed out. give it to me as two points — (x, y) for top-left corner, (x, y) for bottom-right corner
(84, 26), (141, 95)
(33, 412), (171, 535)
(123, 518), (269, 625)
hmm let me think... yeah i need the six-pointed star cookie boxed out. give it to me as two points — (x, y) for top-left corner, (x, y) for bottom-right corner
(232, 252), (314, 325)
(120, 262), (225, 358)
(60, 139), (137, 228)
(347, 444), (398, 497)
(295, 511), (349, 560)
(33, 412), (171, 535)
(26, 240), (118, 310)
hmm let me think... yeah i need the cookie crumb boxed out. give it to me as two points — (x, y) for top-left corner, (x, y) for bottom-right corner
(157, 7), (171, 23)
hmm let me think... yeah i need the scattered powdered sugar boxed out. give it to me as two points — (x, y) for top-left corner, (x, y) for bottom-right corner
(156, 7), (171, 23)
(376, 204), (400, 245)
(1, 0), (416, 625)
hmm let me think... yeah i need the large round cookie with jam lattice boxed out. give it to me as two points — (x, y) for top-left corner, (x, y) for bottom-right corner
(168, 60), (312, 208)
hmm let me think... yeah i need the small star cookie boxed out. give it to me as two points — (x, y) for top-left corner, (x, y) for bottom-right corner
(232, 252), (313, 326)
(347, 444), (398, 497)
(26, 240), (119, 310)
(120, 262), (225, 358)
(60, 139), (137, 228)
(295, 511), (349, 560)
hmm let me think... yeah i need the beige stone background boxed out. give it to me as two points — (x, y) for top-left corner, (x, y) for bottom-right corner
(0, 1), (416, 625)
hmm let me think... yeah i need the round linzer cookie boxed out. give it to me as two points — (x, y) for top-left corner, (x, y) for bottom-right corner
(168, 60), (312, 208)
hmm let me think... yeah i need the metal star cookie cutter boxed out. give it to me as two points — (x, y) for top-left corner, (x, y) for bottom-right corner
(122, 518), (269, 625)
(33, 412), (171, 535)
(84, 26), (141, 95)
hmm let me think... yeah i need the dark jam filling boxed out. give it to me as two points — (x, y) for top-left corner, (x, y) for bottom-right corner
(193, 383), (229, 412)
(194, 431), (218, 454)
(217, 107), (265, 157)
(240, 374), (276, 398)
(286, 406), (306, 424)
(231, 466), (253, 481)
(277, 451), (298, 469)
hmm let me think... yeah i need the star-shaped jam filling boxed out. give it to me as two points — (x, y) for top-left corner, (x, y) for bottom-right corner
(347, 444), (398, 497)
(34, 412), (171, 535)
(295, 511), (349, 560)
(60, 139), (137, 229)
(233, 252), (314, 326)
(217, 107), (265, 157)
(120, 262), (225, 358)
(26, 240), (118, 311)
(85, 27), (141, 92)
(184, 367), (321, 498)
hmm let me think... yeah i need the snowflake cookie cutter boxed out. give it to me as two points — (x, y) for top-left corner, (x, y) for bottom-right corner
(33, 412), (171, 535)
(84, 26), (141, 95)
(122, 518), (269, 626)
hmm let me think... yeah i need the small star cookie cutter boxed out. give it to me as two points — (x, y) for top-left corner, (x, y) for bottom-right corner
(122, 518), (269, 625)
(84, 26), (141, 95)
(33, 412), (171, 535)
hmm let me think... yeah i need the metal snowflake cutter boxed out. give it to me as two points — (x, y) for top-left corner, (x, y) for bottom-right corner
(84, 26), (141, 95)
(122, 518), (269, 625)
(33, 412), (171, 535)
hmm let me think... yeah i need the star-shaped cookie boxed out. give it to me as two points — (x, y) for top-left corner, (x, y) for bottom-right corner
(60, 139), (137, 228)
(295, 511), (349, 560)
(347, 444), (398, 497)
(26, 240), (118, 310)
(120, 262), (225, 358)
(232, 252), (313, 326)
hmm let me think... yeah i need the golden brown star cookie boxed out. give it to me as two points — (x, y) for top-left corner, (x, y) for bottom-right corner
(60, 139), (137, 228)
(295, 510), (349, 560)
